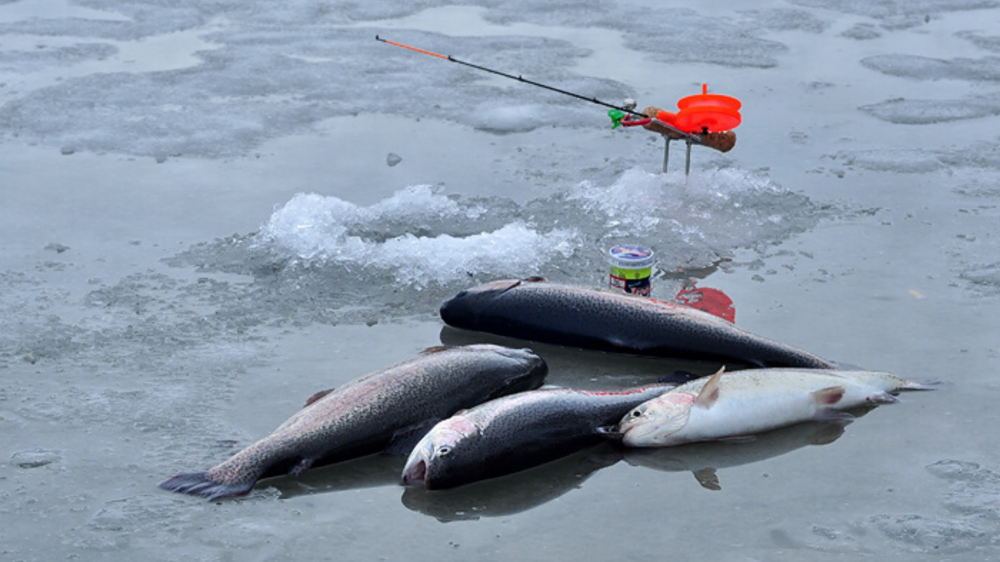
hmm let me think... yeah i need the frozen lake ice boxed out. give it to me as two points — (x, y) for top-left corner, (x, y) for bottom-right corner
(2, 0), (1000, 560)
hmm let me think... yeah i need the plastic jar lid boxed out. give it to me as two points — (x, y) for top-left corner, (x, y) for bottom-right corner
(608, 244), (655, 269)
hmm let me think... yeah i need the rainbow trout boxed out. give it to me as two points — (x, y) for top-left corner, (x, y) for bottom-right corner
(616, 368), (931, 447)
(402, 384), (674, 490)
(440, 278), (835, 369)
(160, 345), (548, 499)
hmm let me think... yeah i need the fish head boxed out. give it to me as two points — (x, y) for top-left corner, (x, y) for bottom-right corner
(486, 345), (548, 396)
(617, 393), (695, 447)
(401, 415), (481, 489)
(439, 279), (528, 328)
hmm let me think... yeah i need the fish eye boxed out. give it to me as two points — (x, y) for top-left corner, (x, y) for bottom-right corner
(437, 446), (452, 457)
(630, 409), (642, 418)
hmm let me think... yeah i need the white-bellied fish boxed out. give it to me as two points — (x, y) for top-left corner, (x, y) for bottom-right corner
(160, 345), (548, 500)
(616, 368), (931, 447)
(402, 384), (674, 490)
(440, 278), (835, 368)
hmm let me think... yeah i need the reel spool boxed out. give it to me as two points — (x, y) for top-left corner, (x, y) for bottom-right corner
(658, 84), (742, 134)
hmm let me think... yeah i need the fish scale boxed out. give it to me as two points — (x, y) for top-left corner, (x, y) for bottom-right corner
(402, 384), (674, 490)
(159, 344), (548, 500)
(440, 278), (835, 368)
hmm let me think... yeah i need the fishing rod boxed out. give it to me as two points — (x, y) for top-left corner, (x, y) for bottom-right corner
(375, 35), (742, 174)
(375, 35), (641, 117)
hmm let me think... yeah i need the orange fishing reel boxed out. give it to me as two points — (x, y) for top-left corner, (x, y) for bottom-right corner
(656, 84), (742, 134)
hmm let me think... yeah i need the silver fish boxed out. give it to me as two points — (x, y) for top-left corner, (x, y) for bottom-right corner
(440, 277), (835, 368)
(160, 344), (548, 499)
(402, 384), (674, 490)
(617, 367), (931, 447)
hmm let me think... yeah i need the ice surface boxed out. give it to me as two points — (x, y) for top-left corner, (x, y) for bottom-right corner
(738, 9), (831, 33)
(833, 141), (1000, 173)
(862, 54), (1000, 81)
(258, 186), (579, 287)
(835, 149), (945, 173)
(863, 460), (1000, 553)
(10, 448), (62, 469)
(565, 168), (818, 254)
(0, 0), (129, 23)
(0, 0), (796, 158)
(3, 1), (1000, 560)
(163, 167), (825, 327)
(483, 5), (788, 68)
(0, 43), (117, 73)
(861, 95), (1000, 124)
(788, 0), (999, 21)
(473, 104), (589, 134)
(961, 263), (1000, 294)
(0, 28), (620, 157)
(840, 23), (882, 40)
(261, 168), (818, 285)
(959, 30), (1000, 52)
(869, 514), (991, 553)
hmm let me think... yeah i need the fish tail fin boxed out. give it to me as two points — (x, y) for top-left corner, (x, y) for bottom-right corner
(159, 471), (255, 500)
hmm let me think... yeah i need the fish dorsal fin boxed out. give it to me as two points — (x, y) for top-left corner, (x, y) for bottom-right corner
(303, 388), (335, 408)
(420, 346), (453, 355)
(695, 366), (726, 409)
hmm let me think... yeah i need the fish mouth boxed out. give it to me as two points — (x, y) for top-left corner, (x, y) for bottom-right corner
(402, 458), (427, 486)
(618, 423), (643, 446)
(595, 425), (624, 441)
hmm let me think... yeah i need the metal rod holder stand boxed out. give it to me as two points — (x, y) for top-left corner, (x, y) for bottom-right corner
(662, 137), (671, 173)
(662, 135), (694, 176)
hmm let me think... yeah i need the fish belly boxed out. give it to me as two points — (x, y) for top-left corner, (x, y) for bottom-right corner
(676, 390), (821, 444)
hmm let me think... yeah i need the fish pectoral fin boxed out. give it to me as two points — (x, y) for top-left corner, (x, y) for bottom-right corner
(694, 366), (726, 409)
(693, 468), (721, 491)
(288, 457), (315, 477)
(814, 409), (856, 423)
(383, 419), (442, 456)
(812, 386), (846, 406)
(303, 388), (335, 408)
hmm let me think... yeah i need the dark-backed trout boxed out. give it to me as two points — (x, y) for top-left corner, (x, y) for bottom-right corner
(401, 384), (674, 490)
(160, 345), (548, 499)
(440, 278), (835, 369)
